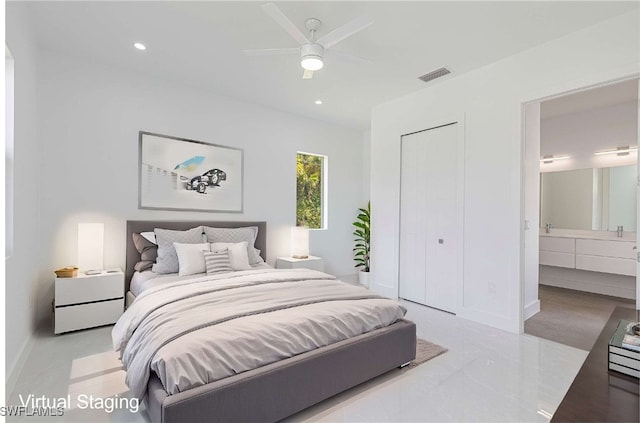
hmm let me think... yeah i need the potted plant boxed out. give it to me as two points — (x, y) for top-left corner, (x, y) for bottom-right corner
(353, 201), (370, 287)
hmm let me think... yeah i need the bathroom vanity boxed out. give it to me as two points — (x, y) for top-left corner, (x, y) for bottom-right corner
(538, 163), (637, 299)
(539, 229), (636, 299)
(540, 230), (636, 276)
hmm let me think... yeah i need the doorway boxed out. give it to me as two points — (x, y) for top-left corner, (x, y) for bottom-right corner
(522, 79), (639, 350)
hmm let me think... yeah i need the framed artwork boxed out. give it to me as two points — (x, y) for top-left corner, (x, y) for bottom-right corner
(138, 131), (243, 212)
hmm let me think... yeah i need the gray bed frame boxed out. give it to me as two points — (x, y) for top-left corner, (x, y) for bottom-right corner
(125, 220), (417, 423)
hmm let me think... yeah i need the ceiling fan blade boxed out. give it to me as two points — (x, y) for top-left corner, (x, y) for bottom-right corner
(243, 47), (299, 56)
(316, 16), (374, 49)
(327, 50), (373, 65)
(302, 69), (314, 79)
(262, 2), (309, 45)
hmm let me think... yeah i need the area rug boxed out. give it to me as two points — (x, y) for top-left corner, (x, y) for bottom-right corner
(405, 338), (448, 369)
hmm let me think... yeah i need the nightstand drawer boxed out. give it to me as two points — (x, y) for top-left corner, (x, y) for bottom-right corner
(55, 272), (124, 306)
(55, 298), (123, 334)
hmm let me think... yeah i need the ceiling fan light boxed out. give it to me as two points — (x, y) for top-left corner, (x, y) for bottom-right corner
(300, 43), (324, 71)
(301, 56), (323, 71)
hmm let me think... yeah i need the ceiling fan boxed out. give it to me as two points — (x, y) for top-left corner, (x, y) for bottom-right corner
(244, 2), (374, 79)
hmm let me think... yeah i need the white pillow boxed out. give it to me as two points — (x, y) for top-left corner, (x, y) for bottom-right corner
(211, 241), (252, 271)
(253, 248), (264, 264)
(174, 242), (211, 276)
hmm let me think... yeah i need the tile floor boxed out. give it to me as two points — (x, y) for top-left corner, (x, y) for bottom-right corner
(7, 301), (588, 422)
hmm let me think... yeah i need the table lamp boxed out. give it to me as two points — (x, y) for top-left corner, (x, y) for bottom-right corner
(77, 223), (104, 275)
(291, 226), (309, 259)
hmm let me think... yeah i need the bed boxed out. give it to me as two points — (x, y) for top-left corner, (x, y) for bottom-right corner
(121, 220), (417, 423)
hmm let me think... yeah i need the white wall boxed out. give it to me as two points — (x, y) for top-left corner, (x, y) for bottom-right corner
(370, 10), (639, 333)
(5, 4), (41, 386)
(523, 103), (540, 320)
(361, 130), (371, 204)
(34, 50), (364, 327)
(6, 49), (14, 259)
(540, 99), (638, 173)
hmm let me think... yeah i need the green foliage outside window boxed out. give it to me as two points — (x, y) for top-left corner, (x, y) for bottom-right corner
(296, 153), (324, 229)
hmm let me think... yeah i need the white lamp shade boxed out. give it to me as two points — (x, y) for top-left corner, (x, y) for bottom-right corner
(77, 223), (104, 271)
(291, 226), (310, 259)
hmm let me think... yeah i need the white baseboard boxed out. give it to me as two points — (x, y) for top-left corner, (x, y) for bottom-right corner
(524, 300), (541, 320)
(5, 333), (35, 398)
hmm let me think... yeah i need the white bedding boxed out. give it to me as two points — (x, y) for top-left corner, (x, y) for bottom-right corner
(113, 268), (406, 399)
(130, 262), (273, 296)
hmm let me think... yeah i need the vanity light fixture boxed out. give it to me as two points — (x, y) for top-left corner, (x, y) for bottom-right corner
(594, 145), (637, 156)
(540, 155), (570, 164)
(314, 100), (323, 105)
(133, 42), (147, 51)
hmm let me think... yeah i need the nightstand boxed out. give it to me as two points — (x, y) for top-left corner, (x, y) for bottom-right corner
(54, 269), (124, 334)
(276, 256), (325, 272)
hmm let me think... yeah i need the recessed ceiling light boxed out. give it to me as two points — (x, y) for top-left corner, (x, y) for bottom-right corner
(315, 100), (322, 105)
(134, 43), (147, 51)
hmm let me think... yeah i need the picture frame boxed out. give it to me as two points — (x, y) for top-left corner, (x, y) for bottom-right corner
(138, 131), (243, 212)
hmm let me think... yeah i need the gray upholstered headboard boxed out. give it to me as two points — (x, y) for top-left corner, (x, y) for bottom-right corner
(125, 220), (267, 292)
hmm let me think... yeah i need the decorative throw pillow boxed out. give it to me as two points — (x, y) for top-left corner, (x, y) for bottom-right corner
(211, 241), (252, 271)
(152, 226), (204, 274)
(204, 227), (261, 265)
(132, 232), (158, 272)
(174, 242), (211, 276)
(203, 249), (234, 275)
(134, 261), (154, 272)
(133, 232), (158, 261)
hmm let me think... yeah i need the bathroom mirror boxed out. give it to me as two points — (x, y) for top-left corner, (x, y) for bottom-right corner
(540, 164), (637, 231)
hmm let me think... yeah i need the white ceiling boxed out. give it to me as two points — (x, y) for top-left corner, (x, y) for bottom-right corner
(22, 1), (639, 130)
(541, 78), (639, 119)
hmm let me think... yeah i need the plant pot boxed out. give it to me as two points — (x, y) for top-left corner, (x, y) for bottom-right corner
(358, 271), (370, 288)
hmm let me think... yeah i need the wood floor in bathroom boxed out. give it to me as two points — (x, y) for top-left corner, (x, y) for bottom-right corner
(525, 284), (635, 350)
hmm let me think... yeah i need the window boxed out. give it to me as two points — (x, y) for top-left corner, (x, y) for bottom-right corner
(5, 46), (14, 258)
(296, 152), (327, 229)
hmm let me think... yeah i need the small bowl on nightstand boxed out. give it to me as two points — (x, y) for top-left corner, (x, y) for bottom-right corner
(54, 266), (79, 278)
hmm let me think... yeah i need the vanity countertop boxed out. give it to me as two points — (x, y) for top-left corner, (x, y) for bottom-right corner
(539, 229), (636, 242)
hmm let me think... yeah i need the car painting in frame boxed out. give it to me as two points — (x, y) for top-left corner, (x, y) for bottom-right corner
(139, 131), (243, 212)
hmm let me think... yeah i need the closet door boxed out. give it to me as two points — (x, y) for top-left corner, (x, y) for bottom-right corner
(399, 123), (459, 313)
(399, 133), (427, 303)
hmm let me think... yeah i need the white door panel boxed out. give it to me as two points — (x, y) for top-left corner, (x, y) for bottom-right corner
(399, 137), (426, 303)
(400, 123), (459, 313)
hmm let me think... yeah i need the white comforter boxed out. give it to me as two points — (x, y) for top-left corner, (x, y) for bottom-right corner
(112, 268), (406, 399)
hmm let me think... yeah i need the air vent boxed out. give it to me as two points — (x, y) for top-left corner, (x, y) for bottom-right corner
(418, 67), (451, 83)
